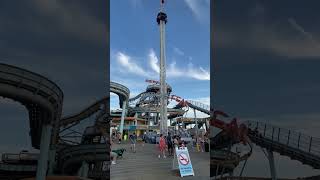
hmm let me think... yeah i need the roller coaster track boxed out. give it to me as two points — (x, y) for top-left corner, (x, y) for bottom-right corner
(59, 97), (108, 127)
(211, 144), (253, 178)
(172, 98), (210, 115)
(0, 163), (37, 180)
(110, 82), (130, 108)
(0, 63), (63, 149)
(186, 100), (210, 115)
(128, 92), (160, 103)
(211, 111), (253, 177)
(246, 120), (320, 169)
(211, 118), (320, 178)
(54, 97), (110, 177)
(128, 106), (185, 114)
(57, 144), (109, 176)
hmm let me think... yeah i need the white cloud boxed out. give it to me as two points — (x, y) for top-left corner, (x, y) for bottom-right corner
(113, 50), (209, 81)
(217, 13), (320, 59)
(116, 52), (148, 77)
(110, 93), (118, 97)
(288, 18), (319, 45)
(149, 49), (160, 74)
(150, 49), (210, 80)
(166, 62), (210, 80)
(173, 47), (185, 56)
(167, 61), (183, 76)
(111, 77), (147, 91)
(184, 0), (209, 22)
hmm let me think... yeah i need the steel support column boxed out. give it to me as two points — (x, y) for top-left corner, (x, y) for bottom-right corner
(267, 150), (277, 180)
(158, 3), (168, 136)
(78, 161), (89, 177)
(194, 108), (198, 139)
(47, 148), (56, 175)
(36, 124), (52, 180)
(119, 100), (127, 137)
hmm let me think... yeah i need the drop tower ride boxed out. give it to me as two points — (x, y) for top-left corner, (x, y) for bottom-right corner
(157, 0), (168, 135)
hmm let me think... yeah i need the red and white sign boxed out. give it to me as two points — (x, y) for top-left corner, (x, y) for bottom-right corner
(173, 147), (194, 177)
(178, 153), (189, 165)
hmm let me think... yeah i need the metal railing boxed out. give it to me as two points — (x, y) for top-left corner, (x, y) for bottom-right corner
(186, 100), (210, 114)
(246, 120), (320, 156)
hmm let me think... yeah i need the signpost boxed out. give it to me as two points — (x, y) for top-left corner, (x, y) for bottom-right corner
(172, 146), (194, 177)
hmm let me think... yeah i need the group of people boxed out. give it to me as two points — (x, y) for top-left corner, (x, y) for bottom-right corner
(110, 131), (209, 165)
(158, 132), (187, 158)
(194, 134), (209, 152)
(158, 132), (210, 159)
(111, 131), (122, 144)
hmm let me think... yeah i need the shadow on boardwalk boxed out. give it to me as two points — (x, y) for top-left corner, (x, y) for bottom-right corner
(111, 141), (209, 180)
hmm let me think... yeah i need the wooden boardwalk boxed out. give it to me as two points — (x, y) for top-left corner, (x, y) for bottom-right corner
(111, 142), (209, 180)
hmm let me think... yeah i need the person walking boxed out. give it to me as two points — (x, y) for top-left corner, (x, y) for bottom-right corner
(173, 135), (179, 148)
(166, 132), (173, 156)
(118, 132), (122, 144)
(130, 132), (137, 153)
(199, 135), (205, 152)
(142, 132), (146, 147)
(158, 134), (166, 158)
(110, 139), (117, 165)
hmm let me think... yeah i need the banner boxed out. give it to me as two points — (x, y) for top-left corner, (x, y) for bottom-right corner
(174, 146), (194, 177)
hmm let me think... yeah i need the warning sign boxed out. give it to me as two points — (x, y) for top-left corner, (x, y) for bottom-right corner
(178, 153), (189, 165)
(174, 147), (194, 177)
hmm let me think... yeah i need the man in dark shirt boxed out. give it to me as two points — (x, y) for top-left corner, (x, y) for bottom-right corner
(130, 132), (137, 153)
(166, 132), (173, 156)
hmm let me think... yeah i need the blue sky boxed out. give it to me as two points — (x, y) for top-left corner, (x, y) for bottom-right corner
(110, 0), (210, 117)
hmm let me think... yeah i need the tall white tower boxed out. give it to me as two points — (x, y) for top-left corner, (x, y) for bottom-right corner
(157, 0), (168, 136)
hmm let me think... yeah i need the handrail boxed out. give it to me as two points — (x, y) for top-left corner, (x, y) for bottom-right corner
(186, 100), (210, 114)
(246, 120), (320, 156)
